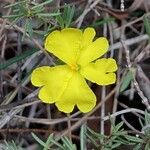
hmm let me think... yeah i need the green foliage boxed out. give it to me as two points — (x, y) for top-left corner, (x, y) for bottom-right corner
(32, 133), (77, 150)
(140, 111), (150, 149)
(31, 120), (145, 150)
(3, 0), (60, 38)
(61, 137), (77, 150)
(120, 69), (135, 92)
(0, 140), (23, 150)
(142, 111), (150, 138)
(56, 5), (75, 29)
(4, 111), (150, 150)
(143, 15), (150, 42)
(145, 110), (150, 126)
(80, 124), (87, 150)
(24, 18), (33, 37)
(0, 48), (39, 70)
(86, 120), (143, 150)
(92, 17), (115, 27)
(2, 1), (150, 150)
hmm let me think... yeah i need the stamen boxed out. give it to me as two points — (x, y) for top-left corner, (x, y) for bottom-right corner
(70, 64), (80, 71)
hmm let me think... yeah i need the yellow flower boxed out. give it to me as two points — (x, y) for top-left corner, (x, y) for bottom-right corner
(31, 28), (117, 113)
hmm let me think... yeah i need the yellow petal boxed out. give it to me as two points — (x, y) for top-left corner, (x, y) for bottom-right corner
(82, 27), (96, 49)
(44, 28), (82, 65)
(80, 58), (118, 85)
(55, 102), (75, 113)
(38, 85), (54, 103)
(77, 100), (96, 113)
(78, 37), (109, 66)
(31, 65), (73, 103)
(31, 66), (51, 87)
(55, 72), (96, 113)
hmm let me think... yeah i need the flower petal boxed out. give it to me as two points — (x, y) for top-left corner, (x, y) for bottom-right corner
(78, 37), (109, 66)
(77, 100), (96, 113)
(56, 72), (96, 113)
(55, 102), (75, 113)
(45, 28), (82, 65)
(38, 85), (54, 103)
(80, 58), (118, 85)
(82, 27), (96, 49)
(31, 65), (73, 103)
(31, 66), (52, 87)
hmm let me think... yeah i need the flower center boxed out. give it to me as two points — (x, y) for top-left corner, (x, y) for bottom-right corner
(70, 64), (80, 71)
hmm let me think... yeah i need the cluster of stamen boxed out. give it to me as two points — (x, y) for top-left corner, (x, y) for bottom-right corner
(70, 64), (80, 71)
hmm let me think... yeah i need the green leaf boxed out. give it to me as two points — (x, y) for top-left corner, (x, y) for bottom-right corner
(80, 124), (87, 150)
(4, 1), (26, 8)
(4, 140), (23, 150)
(133, 143), (142, 150)
(31, 5), (44, 14)
(87, 126), (105, 140)
(61, 137), (76, 150)
(32, 0), (53, 10)
(31, 133), (48, 148)
(43, 134), (53, 150)
(111, 142), (121, 149)
(113, 138), (131, 145)
(17, 4), (28, 16)
(63, 5), (75, 27)
(143, 15), (150, 42)
(56, 14), (65, 28)
(112, 122), (124, 132)
(145, 143), (150, 150)
(125, 135), (143, 143)
(49, 138), (65, 149)
(25, 19), (33, 37)
(113, 139), (131, 145)
(56, 5), (75, 28)
(37, 12), (61, 17)
(0, 48), (39, 70)
(145, 110), (150, 125)
(2, 14), (23, 18)
(92, 17), (115, 27)
(85, 133), (98, 147)
(120, 70), (134, 92)
(112, 131), (126, 137)
(34, 30), (46, 35)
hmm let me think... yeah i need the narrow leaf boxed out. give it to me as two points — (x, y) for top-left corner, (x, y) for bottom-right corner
(112, 122), (124, 132)
(25, 19), (33, 37)
(65, 5), (75, 27)
(37, 12), (61, 17)
(0, 48), (39, 70)
(133, 143), (142, 150)
(3, 14), (23, 18)
(80, 124), (87, 150)
(145, 110), (150, 125)
(143, 15), (150, 42)
(4, 1), (26, 8)
(56, 14), (65, 29)
(125, 135), (143, 143)
(31, 5), (44, 14)
(43, 134), (53, 150)
(61, 137), (76, 150)
(145, 143), (150, 150)
(111, 142), (121, 149)
(31, 133), (47, 148)
(120, 70), (134, 92)
(92, 17), (115, 27)
(32, 0), (53, 10)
